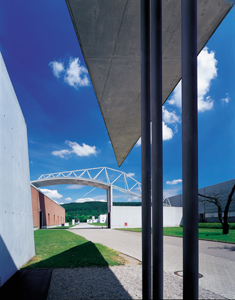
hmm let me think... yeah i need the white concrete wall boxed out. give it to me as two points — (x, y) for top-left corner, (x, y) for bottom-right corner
(111, 206), (183, 228)
(0, 53), (35, 287)
(111, 206), (142, 228)
(163, 207), (183, 227)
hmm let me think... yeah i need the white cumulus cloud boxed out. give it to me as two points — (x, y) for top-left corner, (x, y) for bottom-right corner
(126, 172), (135, 177)
(163, 122), (173, 141)
(52, 149), (71, 158)
(64, 58), (89, 88)
(49, 61), (64, 78)
(40, 188), (63, 200)
(166, 179), (182, 185)
(67, 141), (97, 157)
(135, 120), (174, 146)
(162, 107), (180, 124)
(52, 141), (98, 158)
(75, 198), (106, 203)
(136, 138), (141, 147)
(168, 47), (217, 112)
(65, 197), (72, 202)
(221, 93), (230, 103)
(49, 57), (89, 89)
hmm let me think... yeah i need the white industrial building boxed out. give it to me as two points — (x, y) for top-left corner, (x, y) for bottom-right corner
(97, 214), (108, 223)
(168, 179), (235, 223)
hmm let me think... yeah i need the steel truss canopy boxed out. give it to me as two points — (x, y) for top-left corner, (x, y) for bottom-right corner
(66, 0), (233, 166)
(31, 167), (142, 198)
(31, 166), (172, 205)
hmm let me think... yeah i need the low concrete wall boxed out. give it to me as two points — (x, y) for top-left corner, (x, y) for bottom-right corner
(111, 206), (142, 228)
(111, 206), (183, 228)
(0, 53), (35, 287)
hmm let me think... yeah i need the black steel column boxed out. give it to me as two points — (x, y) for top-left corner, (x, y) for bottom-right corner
(141, 0), (151, 298)
(151, 0), (163, 299)
(181, 0), (198, 299)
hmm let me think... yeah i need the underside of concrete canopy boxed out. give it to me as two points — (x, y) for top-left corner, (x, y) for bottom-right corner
(66, 0), (233, 166)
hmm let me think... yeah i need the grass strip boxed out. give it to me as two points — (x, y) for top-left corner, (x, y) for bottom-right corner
(88, 223), (107, 227)
(118, 227), (235, 243)
(22, 229), (125, 269)
(198, 223), (235, 229)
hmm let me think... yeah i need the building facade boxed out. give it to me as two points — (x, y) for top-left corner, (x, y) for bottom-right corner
(168, 179), (235, 223)
(31, 185), (65, 229)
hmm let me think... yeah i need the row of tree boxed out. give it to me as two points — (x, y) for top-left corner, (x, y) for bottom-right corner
(62, 201), (141, 223)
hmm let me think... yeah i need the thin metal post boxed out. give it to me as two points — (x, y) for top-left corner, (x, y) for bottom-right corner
(141, 0), (151, 298)
(107, 186), (112, 228)
(151, 0), (163, 299)
(181, 0), (198, 299)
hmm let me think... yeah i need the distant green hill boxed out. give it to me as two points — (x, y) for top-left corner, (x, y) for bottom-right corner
(62, 202), (141, 222)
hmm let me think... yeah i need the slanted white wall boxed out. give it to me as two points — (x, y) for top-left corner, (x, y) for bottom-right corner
(111, 206), (182, 228)
(0, 53), (35, 287)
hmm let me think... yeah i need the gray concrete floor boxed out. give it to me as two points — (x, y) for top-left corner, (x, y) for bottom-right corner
(69, 225), (235, 299)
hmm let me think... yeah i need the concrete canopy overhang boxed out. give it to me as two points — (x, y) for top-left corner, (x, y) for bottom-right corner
(31, 177), (110, 190)
(66, 0), (233, 166)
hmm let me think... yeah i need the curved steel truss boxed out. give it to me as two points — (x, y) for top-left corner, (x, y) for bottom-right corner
(32, 167), (142, 198)
(32, 167), (172, 205)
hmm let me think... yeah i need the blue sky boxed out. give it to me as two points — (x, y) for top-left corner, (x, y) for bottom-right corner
(1, 1), (234, 204)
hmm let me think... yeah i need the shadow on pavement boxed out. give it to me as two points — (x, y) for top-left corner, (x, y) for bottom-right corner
(0, 269), (52, 300)
(0, 240), (131, 299)
(208, 245), (235, 252)
(47, 267), (132, 299)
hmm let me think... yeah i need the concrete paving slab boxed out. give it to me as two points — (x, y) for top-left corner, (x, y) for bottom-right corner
(69, 227), (142, 260)
(69, 228), (235, 299)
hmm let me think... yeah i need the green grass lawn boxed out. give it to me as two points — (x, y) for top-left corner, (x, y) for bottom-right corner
(118, 226), (235, 243)
(22, 229), (125, 269)
(47, 224), (76, 229)
(89, 223), (107, 227)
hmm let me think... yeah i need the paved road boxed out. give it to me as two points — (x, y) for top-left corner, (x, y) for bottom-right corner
(69, 225), (235, 299)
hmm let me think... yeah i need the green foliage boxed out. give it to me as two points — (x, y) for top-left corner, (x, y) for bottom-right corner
(62, 201), (141, 222)
(113, 202), (141, 206)
(119, 227), (235, 243)
(22, 229), (125, 268)
(90, 223), (107, 227)
(198, 223), (235, 229)
(62, 202), (107, 222)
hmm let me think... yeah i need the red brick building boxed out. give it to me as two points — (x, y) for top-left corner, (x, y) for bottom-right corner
(31, 185), (65, 229)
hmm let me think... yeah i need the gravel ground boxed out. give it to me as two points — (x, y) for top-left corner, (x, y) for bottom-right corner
(47, 258), (227, 299)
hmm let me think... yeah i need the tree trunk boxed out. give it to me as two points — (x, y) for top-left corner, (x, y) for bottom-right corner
(223, 184), (235, 235)
(222, 222), (229, 234)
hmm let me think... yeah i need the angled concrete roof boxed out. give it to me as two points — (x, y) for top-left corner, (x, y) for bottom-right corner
(66, 0), (233, 166)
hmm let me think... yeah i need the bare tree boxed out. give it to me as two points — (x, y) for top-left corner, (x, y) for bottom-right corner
(198, 184), (235, 234)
